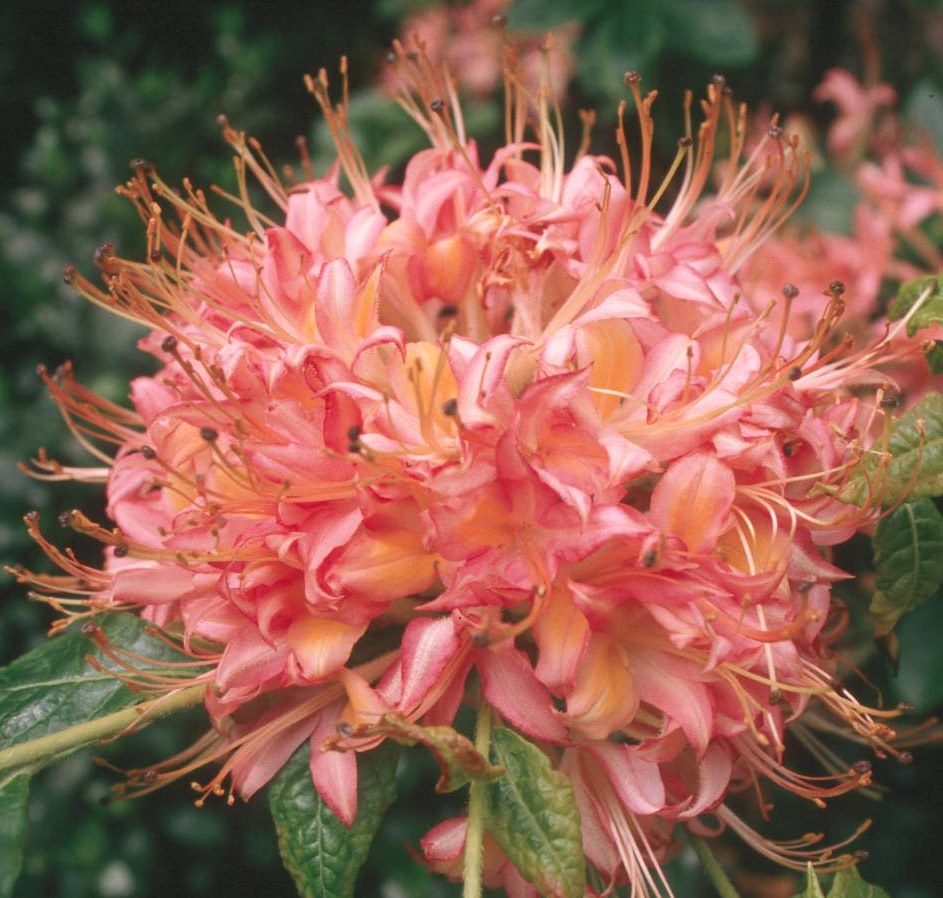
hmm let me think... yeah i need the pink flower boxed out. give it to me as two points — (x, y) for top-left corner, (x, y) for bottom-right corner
(17, 49), (928, 896)
(385, 0), (576, 101)
(744, 68), (943, 405)
(814, 68), (897, 162)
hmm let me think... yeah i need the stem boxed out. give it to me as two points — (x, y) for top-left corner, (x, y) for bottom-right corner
(0, 683), (206, 777)
(689, 832), (743, 898)
(463, 700), (494, 898)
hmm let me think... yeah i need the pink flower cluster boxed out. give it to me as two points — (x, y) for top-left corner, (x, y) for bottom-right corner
(744, 68), (943, 351)
(22, 51), (927, 895)
(386, 0), (575, 100)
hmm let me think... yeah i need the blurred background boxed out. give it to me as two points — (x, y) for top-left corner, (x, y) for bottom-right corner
(2, 1), (943, 896)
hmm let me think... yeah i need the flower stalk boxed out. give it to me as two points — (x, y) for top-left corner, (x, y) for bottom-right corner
(689, 833), (743, 898)
(463, 700), (494, 898)
(0, 683), (206, 778)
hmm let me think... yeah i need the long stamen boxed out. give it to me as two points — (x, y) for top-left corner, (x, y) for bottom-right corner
(716, 804), (869, 872)
(305, 61), (377, 208)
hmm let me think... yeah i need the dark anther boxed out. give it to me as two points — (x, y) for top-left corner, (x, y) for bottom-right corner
(852, 760), (872, 775)
(897, 751), (914, 765)
(63, 264), (77, 285)
(712, 74), (726, 88)
(880, 394), (899, 410)
(796, 580), (813, 593)
(129, 157), (152, 175)
(347, 424), (362, 454)
(898, 700), (915, 713)
(677, 135), (693, 149)
(114, 543), (129, 558)
(854, 850), (870, 862)
(441, 398), (459, 417)
(142, 768), (158, 784)
(438, 304), (458, 318)
(783, 441), (795, 458)
(767, 125), (783, 139)
(472, 632), (491, 647)
(788, 367), (802, 381)
(642, 547), (658, 568)
(491, 13), (508, 27)
(386, 51), (396, 64)
(430, 99), (445, 113)
(406, 50), (419, 62)
(57, 510), (74, 528)
(828, 280), (846, 296)
(335, 722), (353, 737)
(150, 250), (163, 263)
(94, 242), (119, 274)
(768, 689), (784, 705)
(200, 427), (219, 442)
(24, 510), (39, 525)
(81, 621), (99, 636)
(782, 283), (799, 300)
(141, 445), (157, 460)
(624, 71), (641, 85)
(160, 334), (178, 353)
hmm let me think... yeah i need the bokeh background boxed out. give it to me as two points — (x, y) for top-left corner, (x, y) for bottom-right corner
(2, 1), (943, 896)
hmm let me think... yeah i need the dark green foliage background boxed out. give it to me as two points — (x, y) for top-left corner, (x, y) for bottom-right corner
(1, 2), (942, 896)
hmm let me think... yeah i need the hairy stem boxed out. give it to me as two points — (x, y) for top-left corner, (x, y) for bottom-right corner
(463, 700), (494, 898)
(0, 683), (206, 777)
(690, 832), (743, 898)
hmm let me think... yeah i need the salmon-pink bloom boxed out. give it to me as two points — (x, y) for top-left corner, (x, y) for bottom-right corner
(814, 68), (897, 162)
(744, 67), (943, 406)
(385, 0), (576, 101)
(15, 45), (934, 898)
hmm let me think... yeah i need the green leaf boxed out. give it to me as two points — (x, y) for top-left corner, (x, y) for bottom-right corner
(660, 0), (760, 65)
(268, 741), (398, 898)
(575, 0), (666, 105)
(792, 863), (827, 898)
(0, 614), (207, 898)
(373, 0), (441, 23)
(791, 863), (895, 898)
(837, 393), (943, 506)
(827, 865), (893, 898)
(0, 774), (29, 898)
(0, 612), (206, 762)
(895, 595), (943, 711)
(870, 498), (943, 636)
(485, 727), (584, 898)
(507, 0), (604, 30)
(888, 275), (943, 335)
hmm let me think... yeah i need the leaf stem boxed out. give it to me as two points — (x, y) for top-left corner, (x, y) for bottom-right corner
(0, 683), (206, 777)
(463, 700), (493, 898)
(689, 832), (743, 898)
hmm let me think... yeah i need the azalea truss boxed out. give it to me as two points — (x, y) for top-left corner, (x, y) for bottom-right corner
(12, 41), (934, 898)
